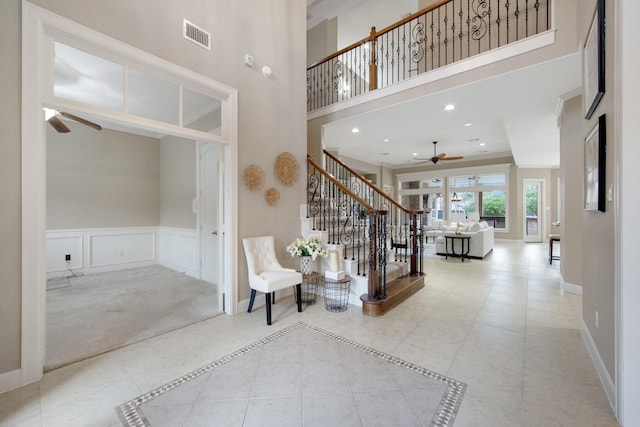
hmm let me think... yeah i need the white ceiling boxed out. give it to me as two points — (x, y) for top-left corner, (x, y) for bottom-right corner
(308, 0), (582, 170)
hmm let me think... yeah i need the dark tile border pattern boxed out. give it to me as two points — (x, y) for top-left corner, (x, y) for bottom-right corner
(117, 321), (467, 426)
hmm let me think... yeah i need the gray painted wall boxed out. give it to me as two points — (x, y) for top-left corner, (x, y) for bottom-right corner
(574, 0), (616, 380)
(0, 0), (306, 376)
(159, 136), (196, 229)
(307, 17), (337, 66)
(47, 124), (161, 229)
(559, 95), (584, 291)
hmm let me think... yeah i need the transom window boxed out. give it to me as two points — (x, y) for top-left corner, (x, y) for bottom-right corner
(52, 41), (223, 137)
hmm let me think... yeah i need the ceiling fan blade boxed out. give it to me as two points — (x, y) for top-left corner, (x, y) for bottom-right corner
(47, 116), (71, 133)
(60, 112), (102, 131)
(437, 153), (446, 159)
(441, 156), (464, 161)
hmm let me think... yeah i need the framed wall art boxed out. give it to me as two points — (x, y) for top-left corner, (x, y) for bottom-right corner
(583, 0), (605, 119)
(584, 114), (606, 212)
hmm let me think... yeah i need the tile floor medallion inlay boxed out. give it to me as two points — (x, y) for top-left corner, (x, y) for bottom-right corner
(117, 321), (467, 426)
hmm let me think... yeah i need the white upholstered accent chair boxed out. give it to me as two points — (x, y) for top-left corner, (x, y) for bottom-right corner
(242, 236), (303, 325)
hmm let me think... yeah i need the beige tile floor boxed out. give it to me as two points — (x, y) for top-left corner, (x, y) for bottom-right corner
(0, 241), (620, 426)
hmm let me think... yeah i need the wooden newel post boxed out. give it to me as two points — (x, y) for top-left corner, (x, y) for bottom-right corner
(369, 26), (377, 91)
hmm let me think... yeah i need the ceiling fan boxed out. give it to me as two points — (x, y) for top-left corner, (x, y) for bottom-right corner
(44, 108), (102, 133)
(414, 141), (464, 164)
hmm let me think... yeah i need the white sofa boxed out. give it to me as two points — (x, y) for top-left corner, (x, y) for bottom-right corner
(434, 221), (494, 259)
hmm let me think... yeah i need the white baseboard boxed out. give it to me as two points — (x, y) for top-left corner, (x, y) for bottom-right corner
(0, 368), (22, 394)
(560, 278), (583, 295)
(580, 318), (615, 411)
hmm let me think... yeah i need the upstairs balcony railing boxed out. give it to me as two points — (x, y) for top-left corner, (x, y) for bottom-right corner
(307, 0), (551, 111)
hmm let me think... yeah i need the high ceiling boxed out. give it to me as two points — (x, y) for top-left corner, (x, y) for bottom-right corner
(308, 0), (582, 170)
(321, 53), (580, 169)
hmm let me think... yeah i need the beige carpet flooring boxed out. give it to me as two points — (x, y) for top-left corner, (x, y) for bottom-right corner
(46, 265), (220, 371)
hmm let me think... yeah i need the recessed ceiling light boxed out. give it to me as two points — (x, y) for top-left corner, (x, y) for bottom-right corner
(479, 142), (486, 146)
(444, 104), (455, 111)
(413, 152), (418, 156)
(383, 138), (389, 142)
(352, 127), (359, 133)
(464, 123), (472, 127)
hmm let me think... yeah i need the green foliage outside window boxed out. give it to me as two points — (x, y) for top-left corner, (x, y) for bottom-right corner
(482, 191), (506, 216)
(526, 186), (538, 216)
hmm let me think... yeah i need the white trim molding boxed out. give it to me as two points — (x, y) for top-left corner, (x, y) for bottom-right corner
(559, 277), (583, 296)
(21, 2), (239, 390)
(158, 226), (199, 279)
(0, 369), (22, 394)
(581, 319), (616, 411)
(46, 227), (159, 278)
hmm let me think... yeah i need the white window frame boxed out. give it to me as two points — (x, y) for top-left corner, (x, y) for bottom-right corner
(397, 164), (510, 232)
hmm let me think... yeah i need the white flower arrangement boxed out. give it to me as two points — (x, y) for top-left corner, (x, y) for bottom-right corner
(286, 236), (326, 260)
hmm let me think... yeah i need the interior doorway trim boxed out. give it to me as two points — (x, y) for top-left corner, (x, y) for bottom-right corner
(21, 2), (238, 388)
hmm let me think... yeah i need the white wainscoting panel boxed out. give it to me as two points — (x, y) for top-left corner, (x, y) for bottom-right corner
(46, 227), (158, 278)
(89, 230), (156, 268)
(158, 226), (199, 279)
(46, 234), (83, 272)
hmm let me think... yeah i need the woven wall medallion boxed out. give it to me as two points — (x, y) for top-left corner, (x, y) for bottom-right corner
(274, 152), (299, 186)
(243, 164), (265, 192)
(265, 187), (280, 206)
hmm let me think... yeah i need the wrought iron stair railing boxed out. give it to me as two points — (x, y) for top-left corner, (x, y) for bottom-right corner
(307, 0), (551, 111)
(307, 156), (389, 301)
(306, 152), (424, 303)
(323, 150), (424, 278)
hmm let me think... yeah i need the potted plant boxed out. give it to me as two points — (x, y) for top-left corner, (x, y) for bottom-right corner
(286, 236), (326, 275)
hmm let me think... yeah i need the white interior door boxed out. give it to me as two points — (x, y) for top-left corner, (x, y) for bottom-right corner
(523, 179), (542, 242)
(200, 143), (220, 287)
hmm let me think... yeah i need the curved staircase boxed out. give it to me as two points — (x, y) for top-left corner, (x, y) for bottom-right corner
(303, 152), (424, 316)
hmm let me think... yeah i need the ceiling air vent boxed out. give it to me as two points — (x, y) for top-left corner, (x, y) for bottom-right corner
(183, 19), (211, 50)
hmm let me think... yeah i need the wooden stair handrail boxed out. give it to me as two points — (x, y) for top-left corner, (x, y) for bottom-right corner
(307, 0), (452, 71)
(323, 150), (423, 216)
(307, 156), (387, 216)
